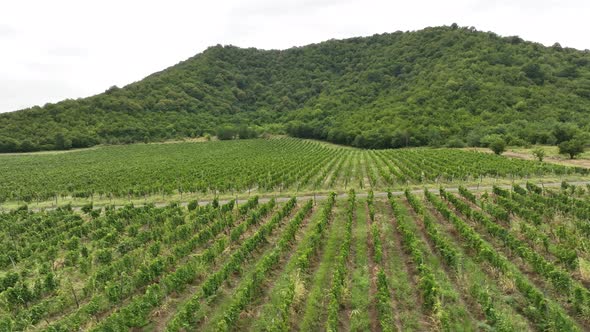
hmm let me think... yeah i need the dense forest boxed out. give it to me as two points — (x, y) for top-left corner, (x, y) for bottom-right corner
(1, 24), (590, 152)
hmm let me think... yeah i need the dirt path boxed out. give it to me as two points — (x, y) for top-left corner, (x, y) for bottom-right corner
(375, 201), (404, 332)
(14, 180), (590, 214)
(291, 200), (341, 331)
(384, 198), (431, 330)
(338, 197), (356, 331)
(364, 201), (381, 332)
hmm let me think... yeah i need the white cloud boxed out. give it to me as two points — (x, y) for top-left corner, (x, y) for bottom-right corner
(0, 0), (589, 113)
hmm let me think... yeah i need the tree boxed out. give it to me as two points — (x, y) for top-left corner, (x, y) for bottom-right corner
(553, 123), (579, 144)
(522, 63), (545, 84)
(3, 27), (590, 152)
(237, 126), (257, 139)
(0, 137), (19, 153)
(216, 126), (237, 140)
(446, 137), (466, 148)
(55, 133), (72, 150)
(532, 147), (546, 162)
(19, 139), (36, 152)
(559, 140), (585, 159)
(489, 139), (506, 155)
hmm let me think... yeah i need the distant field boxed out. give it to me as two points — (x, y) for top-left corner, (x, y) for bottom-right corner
(514, 146), (590, 159)
(3, 183), (590, 331)
(0, 138), (586, 207)
(463, 145), (590, 167)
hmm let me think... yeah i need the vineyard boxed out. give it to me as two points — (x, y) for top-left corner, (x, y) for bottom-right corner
(2, 181), (590, 331)
(0, 137), (586, 207)
(4, 10), (590, 330)
(1, 137), (590, 331)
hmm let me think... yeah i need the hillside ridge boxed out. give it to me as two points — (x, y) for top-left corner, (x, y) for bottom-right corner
(1, 24), (590, 152)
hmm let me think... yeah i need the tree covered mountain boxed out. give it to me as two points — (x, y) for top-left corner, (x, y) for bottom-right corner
(1, 24), (590, 152)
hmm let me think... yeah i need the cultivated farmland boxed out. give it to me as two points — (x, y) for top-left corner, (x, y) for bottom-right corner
(3, 182), (590, 330)
(0, 138), (585, 207)
(1, 138), (590, 331)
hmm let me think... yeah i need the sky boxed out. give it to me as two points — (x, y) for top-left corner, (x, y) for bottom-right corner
(1, 0), (589, 113)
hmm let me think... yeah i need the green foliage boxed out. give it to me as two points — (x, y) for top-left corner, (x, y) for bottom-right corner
(94, 249), (113, 265)
(81, 202), (93, 214)
(405, 189), (459, 270)
(3, 177), (590, 330)
(216, 125), (237, 140)
(484, 136), (506, 155)
(0, 138), (582, 204)
(426, 189), (581, 330)
(187, 200), (198, 211)
(532, 147), (546, 161)
(559, 139), (585, 159)
(376, 269), (396, 332)
(327, 190), (355, 332)
(1, 26), (590, 152)
(441, 187), (590, 325)
(490, 140), (506, 155)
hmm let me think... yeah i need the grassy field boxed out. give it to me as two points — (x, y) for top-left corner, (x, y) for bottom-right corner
(465, 145), (590, 168)
(507, 145), (590, 159)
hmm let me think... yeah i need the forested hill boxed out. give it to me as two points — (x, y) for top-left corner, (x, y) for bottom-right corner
(2, 24), (590, 152)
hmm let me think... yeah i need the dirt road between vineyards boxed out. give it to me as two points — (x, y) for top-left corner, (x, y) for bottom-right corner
(10, 180), (589, 213)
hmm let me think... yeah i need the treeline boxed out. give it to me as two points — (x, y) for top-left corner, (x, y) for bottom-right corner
(0, 122), (262, 152)
(1, 24), (590, 152)
(287, 120), (590, 151)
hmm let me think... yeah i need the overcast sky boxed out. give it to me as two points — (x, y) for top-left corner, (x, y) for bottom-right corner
(1, 0), (589, 113)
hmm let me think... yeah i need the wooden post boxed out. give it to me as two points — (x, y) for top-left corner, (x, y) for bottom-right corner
(70, 283), (80, 309)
